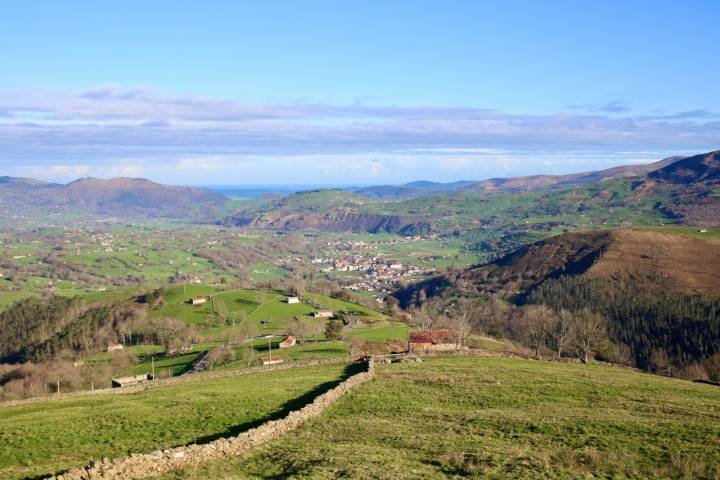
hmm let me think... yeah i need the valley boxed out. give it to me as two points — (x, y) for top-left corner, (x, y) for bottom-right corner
(1, 149), (720, 479)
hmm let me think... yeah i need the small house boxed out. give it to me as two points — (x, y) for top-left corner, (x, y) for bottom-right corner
(107, 343), (124, 352)
(111, 374), (152, 388)
(279, 336), (296, 348)
(312, 310), (334, 318)
(260, 356), (284, 366)
(287, 296), (300, 304)
(189, 296), (209, 305)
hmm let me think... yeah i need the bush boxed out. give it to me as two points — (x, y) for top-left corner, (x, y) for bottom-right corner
(204, 346), (236, 369)
(325, 320), (344, 340)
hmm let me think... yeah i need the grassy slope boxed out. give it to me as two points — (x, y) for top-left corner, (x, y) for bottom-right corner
(636, 225), (720, 244)
(163, 357), (720, 480)
(302, 291), (408, 341)
(0, 363), (351, 480)
(89, 287), (400, 379)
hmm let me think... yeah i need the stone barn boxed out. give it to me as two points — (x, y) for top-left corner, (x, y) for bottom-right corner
(409, 329), (459, 353)
(189, 296), (209, 305)
(111, 374), (153, 388)
(260, 356), (284, 366)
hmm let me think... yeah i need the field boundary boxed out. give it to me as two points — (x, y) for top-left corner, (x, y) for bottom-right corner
(0, 356), (352, 408)
(46, 358), (375, 480)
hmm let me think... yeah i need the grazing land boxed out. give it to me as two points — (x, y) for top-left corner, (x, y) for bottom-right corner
(160, 356), (720, 480)
(0, 363), (352, 480)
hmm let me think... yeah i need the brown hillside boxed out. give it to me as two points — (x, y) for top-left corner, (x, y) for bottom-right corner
(475, 229), (720, 296)
(396, 229), (720, 307)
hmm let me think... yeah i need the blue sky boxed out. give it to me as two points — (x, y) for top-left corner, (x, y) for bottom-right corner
(1, 0), (718, 185)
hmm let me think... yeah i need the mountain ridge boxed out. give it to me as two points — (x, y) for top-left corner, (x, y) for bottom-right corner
(0, 176), (228, 218)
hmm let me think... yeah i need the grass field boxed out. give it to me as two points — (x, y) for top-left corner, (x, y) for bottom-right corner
(0, 363), (353, 480)
(637, 225), (720, 244)
(161, 356), (720, 480)
(84, 286), (402, 379)
(302, 291), (388, 322)
(153, 286), (319, 335)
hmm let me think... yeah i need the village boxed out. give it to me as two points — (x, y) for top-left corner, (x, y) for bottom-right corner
(273, 235), (443, 301)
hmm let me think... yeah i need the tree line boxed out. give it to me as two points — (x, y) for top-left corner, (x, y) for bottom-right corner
(527, 275), (720, 377)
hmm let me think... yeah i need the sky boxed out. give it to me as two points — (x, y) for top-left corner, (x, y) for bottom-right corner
(1, 0), (718, 185)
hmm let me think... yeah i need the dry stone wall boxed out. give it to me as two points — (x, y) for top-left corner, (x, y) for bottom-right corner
(46, 358), (374, 480)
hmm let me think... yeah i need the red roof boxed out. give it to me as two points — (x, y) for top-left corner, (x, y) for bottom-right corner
(409, 329), (458, 344)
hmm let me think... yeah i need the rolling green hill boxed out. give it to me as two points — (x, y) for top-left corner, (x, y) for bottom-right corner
(0, 363), (353, 480)
(158, 356), (720, 479)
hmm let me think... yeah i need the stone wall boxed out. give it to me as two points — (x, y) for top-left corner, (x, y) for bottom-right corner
(410, 343), (464, 353)
(1, 356), (352, 408)
(46, 358), (374, 480)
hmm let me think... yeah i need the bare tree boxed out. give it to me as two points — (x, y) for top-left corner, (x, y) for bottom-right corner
(476, 295), (511, 337)
(518, 305), (555, 358)
(574, 308), (607, 363)
(413, 304), (435, 330)
(287, 317), (311, 345)
(448, 298), (476, 349)
(552, 309), (575, 359)
(214, 298), (229, 325)
(306, 319), (325, 343)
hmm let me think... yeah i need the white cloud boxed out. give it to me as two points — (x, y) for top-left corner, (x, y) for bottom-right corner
(0, 85), (717, 184)
(50, 164), (90, 177)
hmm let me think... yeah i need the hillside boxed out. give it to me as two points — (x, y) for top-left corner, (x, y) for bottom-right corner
(218, 151), (720, 235)
(0, 176), (228, 218)
(396, 228), (720, 372)
(351, 156), (681, 199)
(0, 363), (352, 480)
(397, 229), (720, 304)
(649, 149), (720, 184)
(350, 180), (474, 199)
(466, 155), (681, 193)
(220, 189), (431, 234)
(3, 356), (717, 479)
(160, 356), (720, 479)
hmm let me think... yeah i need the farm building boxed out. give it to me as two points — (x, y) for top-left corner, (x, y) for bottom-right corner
(312, 309), (334, 318)
(279, 336), (296, 348)
(286, 296), (300, 304)
(189, 296), (209, 305)
(409, 329), (459, 353)
(107, 343), (124, 352)
(260, 356), (284, 366)
(111, 374), (153, 388)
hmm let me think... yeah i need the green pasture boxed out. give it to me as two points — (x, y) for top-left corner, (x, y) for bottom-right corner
(164, 356), (720, 480)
